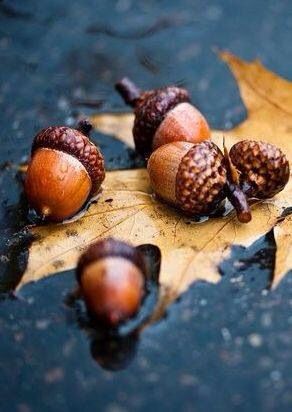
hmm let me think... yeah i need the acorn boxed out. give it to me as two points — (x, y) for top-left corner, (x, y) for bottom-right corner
(229, 140), (290, 199)
(147, 141), (227, 216)
(76, 238), (146, 327)
(115, 77), (210, 158)
(24, 119), (105, 222)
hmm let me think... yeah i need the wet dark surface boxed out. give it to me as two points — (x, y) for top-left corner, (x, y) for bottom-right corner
(1, 0), (292, 411)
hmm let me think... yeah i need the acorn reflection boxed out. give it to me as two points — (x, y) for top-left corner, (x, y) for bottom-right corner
(90, 331), (139, 371)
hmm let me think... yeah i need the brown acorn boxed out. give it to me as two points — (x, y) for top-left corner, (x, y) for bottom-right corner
(147, 141), (227, 216)
(115, 78), (210, 158)
(229, 140), (290, 199)
(77, 238), (146, 327)
(25, 119), (105, 222)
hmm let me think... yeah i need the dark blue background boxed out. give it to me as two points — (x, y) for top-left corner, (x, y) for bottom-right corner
(0, 1), (292, 411)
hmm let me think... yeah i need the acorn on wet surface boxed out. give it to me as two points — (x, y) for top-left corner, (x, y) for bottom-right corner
(115, 78), (210, 158)
(77, 238), (146, 327)
(24, 119), (105, 222)
(229, 140), (290, 199)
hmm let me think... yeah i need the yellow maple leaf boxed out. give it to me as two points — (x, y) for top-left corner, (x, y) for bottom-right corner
(19, 52), (291, 321)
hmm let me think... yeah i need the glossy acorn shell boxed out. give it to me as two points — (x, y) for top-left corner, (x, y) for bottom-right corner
(152, 102), (210, 151)
(25, 148), (92, 221)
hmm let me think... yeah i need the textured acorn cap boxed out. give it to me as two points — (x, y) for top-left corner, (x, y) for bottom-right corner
(148, 141), (227, 215)
(229, 140), (290, 198)
(176, 141), (227, 214)
(76, 238), (147, 284)
(32, 126), (105, 193)
(133, 86), (190, 158)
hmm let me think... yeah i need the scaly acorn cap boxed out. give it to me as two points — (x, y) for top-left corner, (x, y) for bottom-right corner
(229, 140), (290, 198)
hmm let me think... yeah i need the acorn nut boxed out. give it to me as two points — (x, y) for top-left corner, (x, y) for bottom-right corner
(147, 141), (227, 216)
(77, 238), (146, 327)
(25, 119), (105, 222)
(115, 78), (210, 158)
(229, 140), (290, 199)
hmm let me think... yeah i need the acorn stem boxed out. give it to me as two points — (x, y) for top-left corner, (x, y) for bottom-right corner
(223, 137), (252, 223)
(225, 181), (252, 223)
(77, 119), (93, 137)
(115, 77), (141, 107)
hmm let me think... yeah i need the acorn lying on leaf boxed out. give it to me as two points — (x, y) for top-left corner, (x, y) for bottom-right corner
(147, 141), (227, 217)
(147, 139), (289, 223)
(115, 78), (210, 158)
(25, 119), (105, 222)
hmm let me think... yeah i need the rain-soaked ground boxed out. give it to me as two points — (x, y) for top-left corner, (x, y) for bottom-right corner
(1, 1), (292, 411)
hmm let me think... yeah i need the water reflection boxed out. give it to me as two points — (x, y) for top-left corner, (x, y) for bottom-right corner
(90, 330), (139, 371)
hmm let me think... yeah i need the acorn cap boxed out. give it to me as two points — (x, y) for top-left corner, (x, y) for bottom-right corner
(133, 87), (190, 158)
(229, 140), (290, 198)
(76, 238), (147, 284)
(176, 141), (227, 214)
(32, 125), (105, 193)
